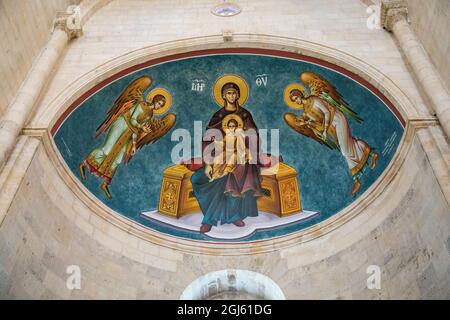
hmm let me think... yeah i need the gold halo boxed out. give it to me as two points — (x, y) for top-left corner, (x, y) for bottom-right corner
(147, 88), (172, 115)
(213, 74), (249, 107)
(284, 83), (308, 109)
(222, 114), (244, 131)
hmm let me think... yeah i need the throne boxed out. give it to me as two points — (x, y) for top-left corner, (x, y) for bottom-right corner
(157, 155), (301, 218)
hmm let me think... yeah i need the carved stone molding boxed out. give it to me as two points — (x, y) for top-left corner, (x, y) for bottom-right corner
(222, 30), (233, 42)
(25, 34), (425, 255)
(380, 0), (409, 31)
(53, 5), (83, 40)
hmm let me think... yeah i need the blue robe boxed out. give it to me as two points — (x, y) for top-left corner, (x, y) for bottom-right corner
(191, 167), (259, 226)
(191, 106), (263, 226)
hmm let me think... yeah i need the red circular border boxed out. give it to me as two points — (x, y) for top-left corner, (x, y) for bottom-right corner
(51, 47), (405, 135)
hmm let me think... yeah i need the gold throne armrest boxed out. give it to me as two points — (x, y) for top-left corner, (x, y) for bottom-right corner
(158, 163), (301, 218)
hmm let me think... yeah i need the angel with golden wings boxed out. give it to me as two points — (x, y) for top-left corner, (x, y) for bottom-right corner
(79, 75), (176, 198)
(283, 72), (378, 195)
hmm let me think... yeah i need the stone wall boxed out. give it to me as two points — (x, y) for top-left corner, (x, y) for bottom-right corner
(30, 0), (433, 127)
(0, 132), (448, 299)
(406, 0), (450, 91)
(0, 0), (80, 116)
(0, 0), (449, 299)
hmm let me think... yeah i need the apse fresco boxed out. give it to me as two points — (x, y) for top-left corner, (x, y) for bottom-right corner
(53, 50), (404, 242)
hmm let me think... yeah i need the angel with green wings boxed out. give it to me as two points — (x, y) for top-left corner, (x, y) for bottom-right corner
(79, 75), (176, 199)
(283, 72), (378, 195)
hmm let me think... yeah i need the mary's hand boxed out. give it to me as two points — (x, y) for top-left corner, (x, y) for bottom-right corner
(205, 165), (212, 179)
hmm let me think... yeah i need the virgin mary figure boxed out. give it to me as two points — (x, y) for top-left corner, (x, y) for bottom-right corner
(190, 75), (263, 234)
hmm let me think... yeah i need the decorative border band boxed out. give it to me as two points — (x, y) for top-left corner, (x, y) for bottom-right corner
(51, 47), (405, 135)
(40, 38), (414, 255)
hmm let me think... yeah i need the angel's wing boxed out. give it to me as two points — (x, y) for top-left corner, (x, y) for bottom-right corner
(95, 75), (153, 137)
(123, 113), (176, 163)
(301, 72), (363, 123)
(137, 113), (177, 149)
(123, 114), (176, 164)
(283, 113), (339, 150)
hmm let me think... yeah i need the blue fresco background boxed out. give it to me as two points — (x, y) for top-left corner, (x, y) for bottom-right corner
(54, 54), (403, 241)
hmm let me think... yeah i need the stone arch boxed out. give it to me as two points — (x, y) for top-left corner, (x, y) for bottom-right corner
(33, 34), (419, 255)
(180, 269), (286, 300)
